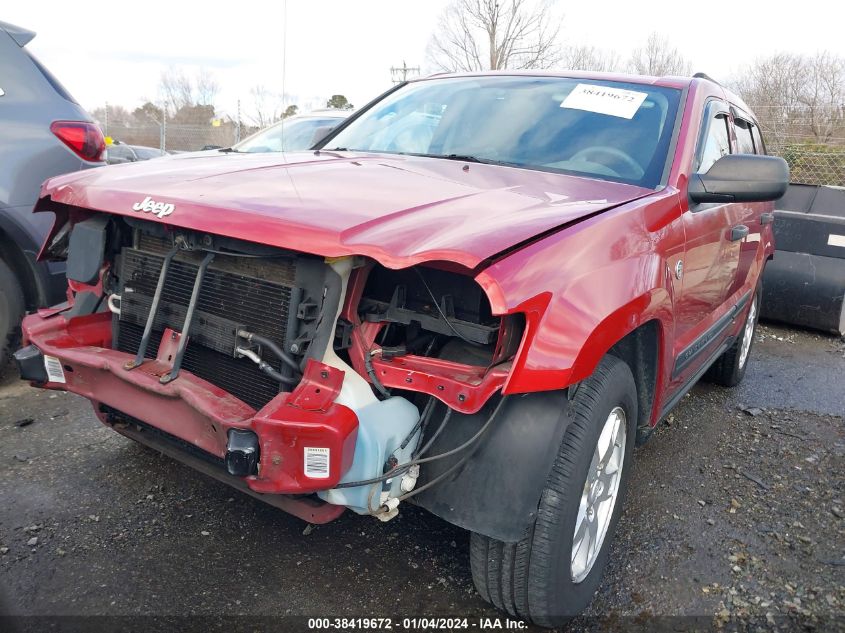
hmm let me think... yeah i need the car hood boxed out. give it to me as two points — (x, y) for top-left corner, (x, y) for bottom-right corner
(40, 151), (653, 270)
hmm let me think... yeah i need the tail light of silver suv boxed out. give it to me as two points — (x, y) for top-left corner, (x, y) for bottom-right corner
(50, 121), (106, 162)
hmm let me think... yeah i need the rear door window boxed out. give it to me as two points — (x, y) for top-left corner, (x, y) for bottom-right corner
(750, 124), (766, 155)
(734, 119), (756, 155)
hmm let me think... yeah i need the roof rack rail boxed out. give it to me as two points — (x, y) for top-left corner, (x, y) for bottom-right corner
(693, 72), (720, 85)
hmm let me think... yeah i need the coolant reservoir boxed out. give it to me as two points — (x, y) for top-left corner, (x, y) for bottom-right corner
(318, 396), (420, 513)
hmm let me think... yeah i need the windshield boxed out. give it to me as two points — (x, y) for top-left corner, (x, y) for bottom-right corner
(324, 76), (681, 188)
(236, 117), (343, 153)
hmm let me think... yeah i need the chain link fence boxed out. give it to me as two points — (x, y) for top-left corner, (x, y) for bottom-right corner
(104, 121), (250, 153)
(750, 104), (845, 187)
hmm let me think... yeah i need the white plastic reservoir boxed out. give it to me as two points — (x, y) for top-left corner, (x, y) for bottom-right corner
(319, 396), (420, 514)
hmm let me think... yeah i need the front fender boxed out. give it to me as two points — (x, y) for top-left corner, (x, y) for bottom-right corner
(477, 191), (683, 395)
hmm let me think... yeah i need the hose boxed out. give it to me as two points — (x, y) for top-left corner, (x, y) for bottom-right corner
(237, 330), (301, 375)
(234, 346), (298, 386)
(332, 407), (453, 489)
(399, 397), (434, 451)
(410, 407), (452, 460)
(390, 396), (508, 503)
(363, 396), (509, 518)
(333, 395), (508, 491)
(364, 348), (391, 399)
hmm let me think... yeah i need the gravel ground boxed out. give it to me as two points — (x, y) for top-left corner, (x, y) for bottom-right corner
(0, 323), (843, 633)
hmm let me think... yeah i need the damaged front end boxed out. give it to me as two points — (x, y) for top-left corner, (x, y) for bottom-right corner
(17, 206), (525, 523)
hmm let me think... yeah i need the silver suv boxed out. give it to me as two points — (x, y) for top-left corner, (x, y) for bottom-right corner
(0, 20), (105, 365)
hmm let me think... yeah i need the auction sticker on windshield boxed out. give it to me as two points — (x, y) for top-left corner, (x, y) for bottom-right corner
(561, 83), (649, 119)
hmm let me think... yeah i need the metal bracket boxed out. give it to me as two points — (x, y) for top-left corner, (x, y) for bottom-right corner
(124, 247), (179, 371)
(160, 251), (215, 384)
(288, 360), (345, 412)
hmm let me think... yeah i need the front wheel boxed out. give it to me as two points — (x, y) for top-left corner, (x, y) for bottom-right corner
(470, 355), (637, 627)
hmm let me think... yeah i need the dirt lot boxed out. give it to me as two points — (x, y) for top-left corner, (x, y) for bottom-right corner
(0, 323), (843, 632)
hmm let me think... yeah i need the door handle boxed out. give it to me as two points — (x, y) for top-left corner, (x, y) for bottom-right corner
(730, 225), (749, 241)
(760, 212), (774, 225)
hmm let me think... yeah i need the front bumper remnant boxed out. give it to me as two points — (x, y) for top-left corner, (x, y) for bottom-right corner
(19, 308), (358, 520)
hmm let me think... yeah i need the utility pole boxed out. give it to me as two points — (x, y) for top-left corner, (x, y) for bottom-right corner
(390, 61), (420, 84)
(236, 99), (241, 144)
(159, 102), (167, 152)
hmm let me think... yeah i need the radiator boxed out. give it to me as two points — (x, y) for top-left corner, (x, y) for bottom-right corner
(115, 233), (302, 410)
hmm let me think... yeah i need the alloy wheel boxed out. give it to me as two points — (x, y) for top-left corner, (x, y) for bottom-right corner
(570, 406), (627, 583)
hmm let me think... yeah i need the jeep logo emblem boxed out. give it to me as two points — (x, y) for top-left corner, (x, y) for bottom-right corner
(132, 196), (175, 219)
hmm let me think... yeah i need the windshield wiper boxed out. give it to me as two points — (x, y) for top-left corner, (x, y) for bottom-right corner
(438, 153), (490, 163)
(412, 152), (512, 165)
(218, 147), (240, 153)
(414, 153), (521, 168)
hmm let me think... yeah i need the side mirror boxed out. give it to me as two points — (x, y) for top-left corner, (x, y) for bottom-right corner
(309, 125), (336, 148)
(689, 154), (789, 204)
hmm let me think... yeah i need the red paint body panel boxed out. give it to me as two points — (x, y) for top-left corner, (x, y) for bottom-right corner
(250, 360), (359, 494)
(39, 151), (651, 270)
(477, 189), (685, 405)
(347, 321), (509, 415)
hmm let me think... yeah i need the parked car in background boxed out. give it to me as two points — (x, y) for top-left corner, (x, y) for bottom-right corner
(0, 20), (105, 366)
(233, 109), (352, 153)
(106, 143), (166, 165)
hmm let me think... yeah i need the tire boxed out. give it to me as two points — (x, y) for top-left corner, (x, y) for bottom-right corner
(0, 258), (25, 368)
(470, 355), (637, 627)
(704, 282), (762, 388)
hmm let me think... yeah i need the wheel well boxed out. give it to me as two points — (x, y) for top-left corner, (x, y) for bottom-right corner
(607, 320), (659, 435)
(0, 229), (41, 310)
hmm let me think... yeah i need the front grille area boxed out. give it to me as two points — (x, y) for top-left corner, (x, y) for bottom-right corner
(115, 233), (301, 410)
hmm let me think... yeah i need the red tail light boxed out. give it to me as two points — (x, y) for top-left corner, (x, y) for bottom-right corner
(50, 121), (106, 162)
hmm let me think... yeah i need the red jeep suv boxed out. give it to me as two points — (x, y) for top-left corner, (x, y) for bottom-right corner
(15, 71), (787, 625)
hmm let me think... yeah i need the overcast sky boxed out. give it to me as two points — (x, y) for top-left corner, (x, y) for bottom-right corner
(6, 0), (845, 119)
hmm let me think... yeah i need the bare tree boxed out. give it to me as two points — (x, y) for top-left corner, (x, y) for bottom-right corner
(159, 67), (220, 113)
(427, 0), (563, 72)
(798, 52), (845, 141)
(561, 45), (621, 72)
(195, 68), (220, 106)
(627, 32), (691, 77)
(159, 67), (193, 113)
(89, 104), (133, 131)
(247, 85), (285, 128)
(734, 51), (845, 144)
(733, 53), (804, 107)
(732, 52), (805, 148)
